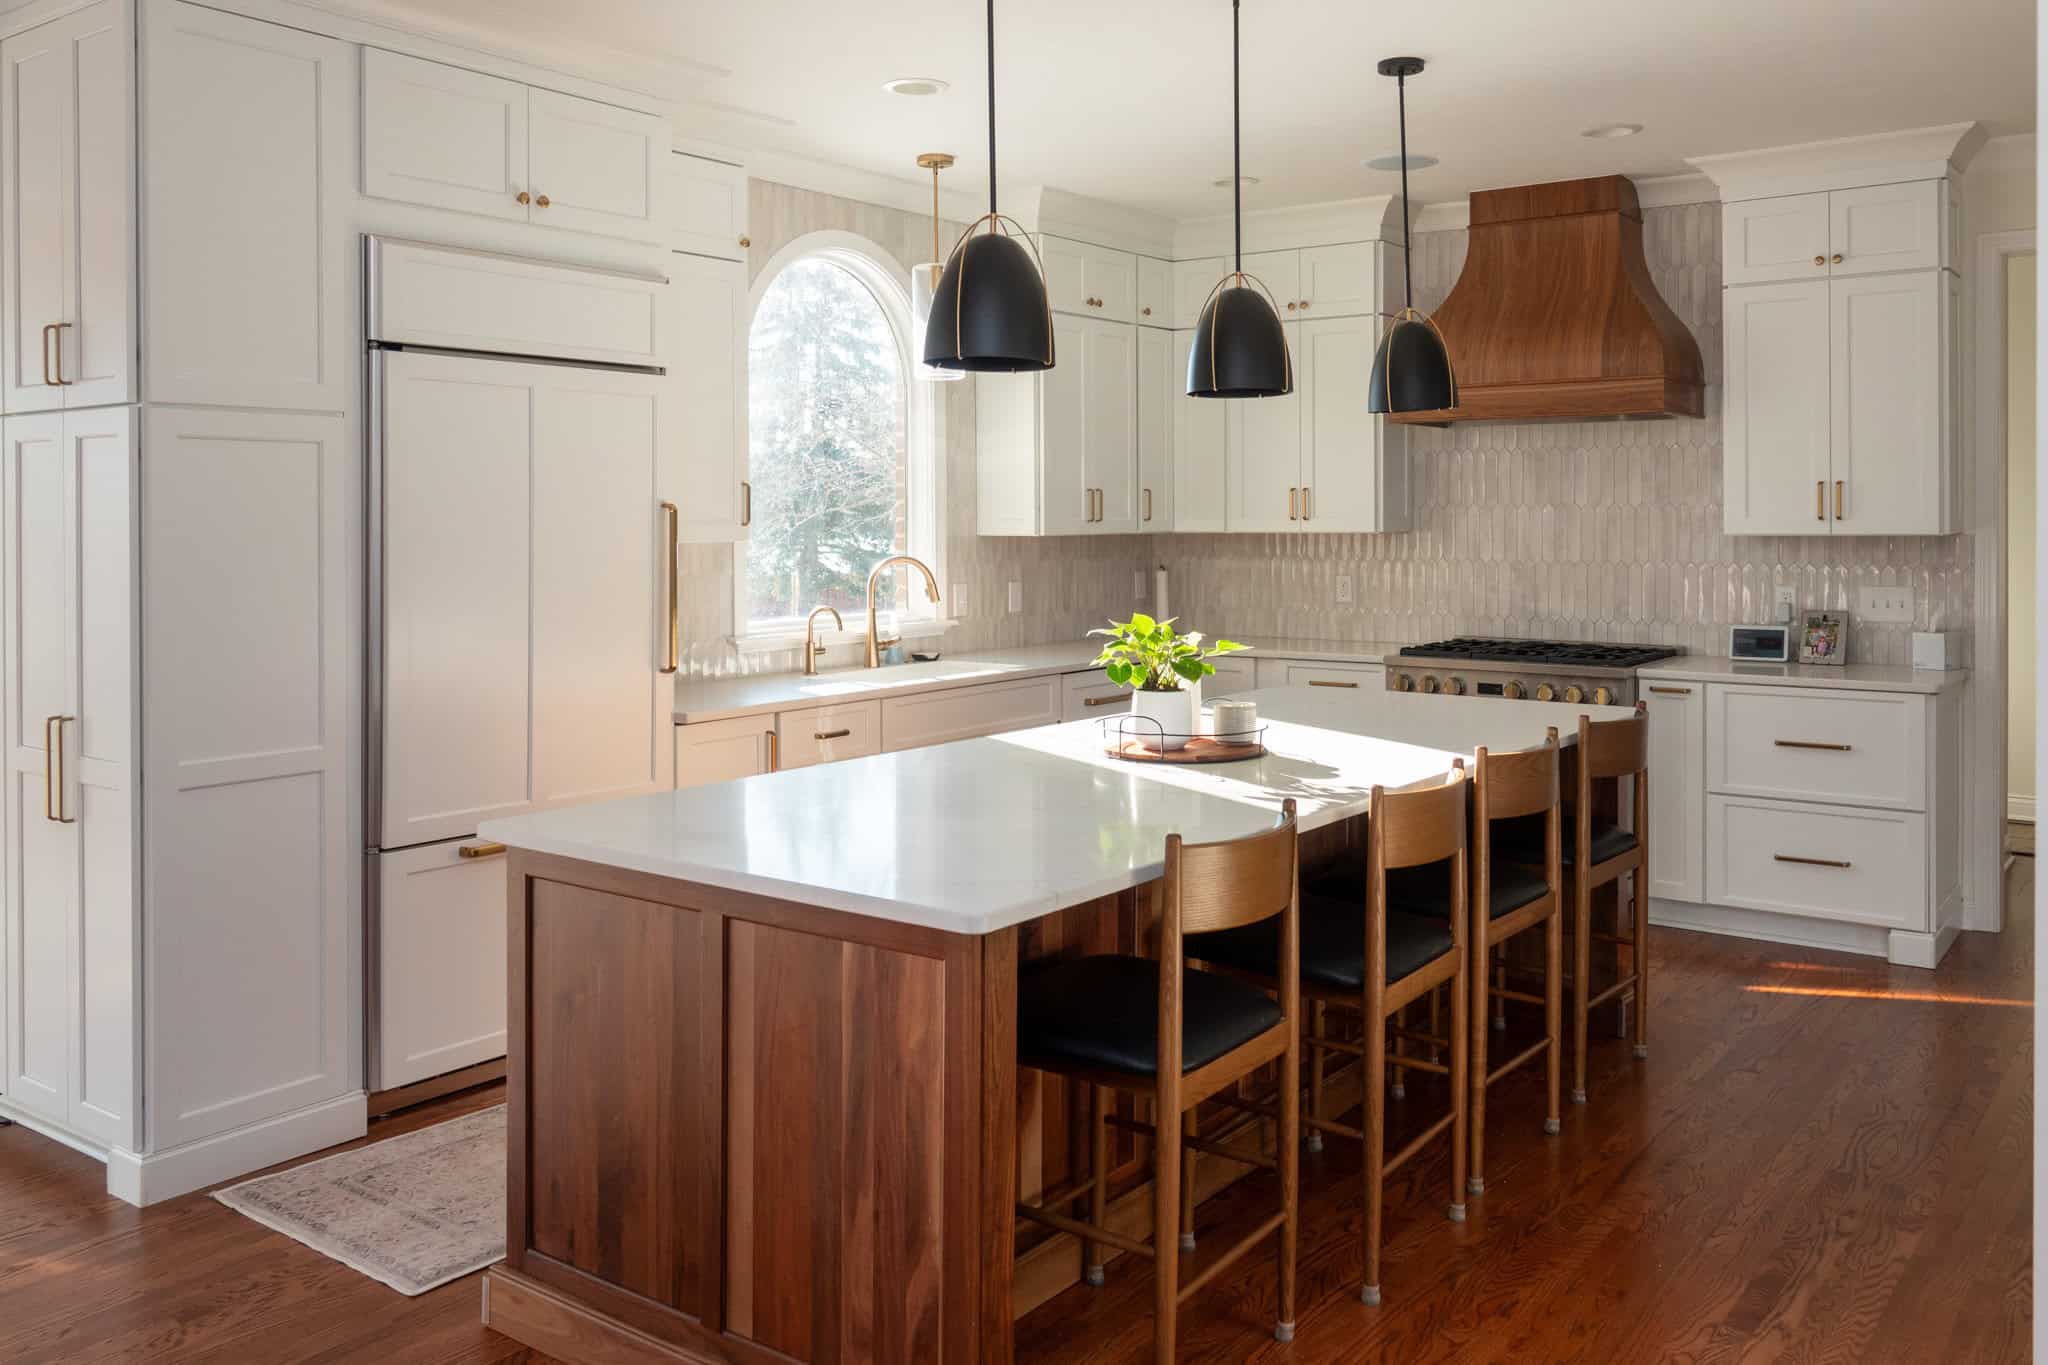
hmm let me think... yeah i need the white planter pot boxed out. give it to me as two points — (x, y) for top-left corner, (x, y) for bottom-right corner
(1128, 687), (1195, 751)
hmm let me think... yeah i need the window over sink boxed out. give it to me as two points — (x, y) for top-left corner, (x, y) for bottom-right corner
(741, 232), (942, 642)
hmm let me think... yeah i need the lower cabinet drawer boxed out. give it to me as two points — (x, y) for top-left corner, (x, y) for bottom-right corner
(1205, 656), (1257, 697)
(1062, 671), (1131, 721)
(774, 700), (882, 769)
(374, 838), (510, 1092)
(1705, 795), (1927, 931)
(1258, 660), (1385, 692)
(1707, 685), (1924, 810)
(882, 675), (1062, 751)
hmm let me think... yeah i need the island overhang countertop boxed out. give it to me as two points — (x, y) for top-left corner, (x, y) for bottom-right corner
(480, 686), (1633, 935)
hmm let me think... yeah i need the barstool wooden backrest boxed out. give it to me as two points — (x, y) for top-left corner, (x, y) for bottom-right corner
(1158, 798), (1301, 1083)
(1473, 730), (1562, 896)
(1576, 701), (1650, 856)
(1368, 767), (1471, 981)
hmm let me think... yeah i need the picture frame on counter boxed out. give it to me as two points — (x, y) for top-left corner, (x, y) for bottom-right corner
(1797, 611), (1849, 665)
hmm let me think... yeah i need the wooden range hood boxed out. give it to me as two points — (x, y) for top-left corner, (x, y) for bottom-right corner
(1390, 175), (1703, 424)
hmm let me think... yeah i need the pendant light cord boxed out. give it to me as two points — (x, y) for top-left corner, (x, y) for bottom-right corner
(1398, 70), (1413, 311)
(986, 0), (998, 217)
(1232, 0), (1242, 272)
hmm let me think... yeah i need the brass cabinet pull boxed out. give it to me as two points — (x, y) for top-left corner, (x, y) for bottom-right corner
(1308, 679), (1360, 689)
(814, 727), (852, 741)
(1142, 487), (1152, 523)
(1834, 479), (1844, 521)
(660, 501), (679, 673)
(1775, 739), (1853, 751)
(48, 322), (71, 385)
(1774, 853), (1852, 869)
(516, 190), (531, 205)
(458, 842), (507, 859)
(1082, 693), (1125, 707)
(44, 715), (73, 824)
(766, 729), (779, 772)
(1288, 487), (1299, 520)
(1816, 480), (1825, 521)
(41, 323), (55, 386)
(1301, 485), (1311, 521)
(1648, 685), (1693, 696)
(740, 480), (751, 527)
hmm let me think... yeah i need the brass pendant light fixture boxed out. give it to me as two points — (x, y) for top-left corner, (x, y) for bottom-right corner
(1368, 56), (1458, 414)
(922, 0), (1054, 373)
(1187, 0), (1292, 399)
(909, 152), (964, 383)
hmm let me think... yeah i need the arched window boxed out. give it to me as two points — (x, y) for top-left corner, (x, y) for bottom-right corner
(743, 235), (938, 637)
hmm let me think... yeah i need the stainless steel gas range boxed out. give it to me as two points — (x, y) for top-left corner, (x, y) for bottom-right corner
(1388, 638), (1682, 708)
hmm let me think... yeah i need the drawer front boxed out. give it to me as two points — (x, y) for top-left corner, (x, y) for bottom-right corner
(1255, 659), (1386, 693)
(774, 700), (882, 770)
(1204, 656), (1258, 698)
(1706, 685), (1923, 810)
(375, 838), (510, 1091)
(1062, 671), (1131, 721)
(674, 715), (774, 788)
(1706, 795), (1927, 931)
(882, 676), (1062, 752)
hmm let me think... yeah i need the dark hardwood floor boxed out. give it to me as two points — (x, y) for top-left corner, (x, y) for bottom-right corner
(1, 863), (2033, 1364)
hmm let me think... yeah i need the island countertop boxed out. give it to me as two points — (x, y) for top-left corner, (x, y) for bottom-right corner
(483, 686), (1629, 935)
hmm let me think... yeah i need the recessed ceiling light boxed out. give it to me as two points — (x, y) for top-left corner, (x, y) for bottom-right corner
(883, 76), (949, 97)
(1580, 122), (1644, 139)
(1212, 175), (1261, 188)
(1364, 153), (1438, 172)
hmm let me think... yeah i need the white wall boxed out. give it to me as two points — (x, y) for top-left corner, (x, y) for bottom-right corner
(2011, 253), (2038, 818)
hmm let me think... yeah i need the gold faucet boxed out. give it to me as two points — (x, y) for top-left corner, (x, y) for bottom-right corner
(802, 605), (843, 676)
(864, 555), (941, 668)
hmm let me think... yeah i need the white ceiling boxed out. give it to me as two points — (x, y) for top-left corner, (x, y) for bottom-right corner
(339, 0), (2035, 220)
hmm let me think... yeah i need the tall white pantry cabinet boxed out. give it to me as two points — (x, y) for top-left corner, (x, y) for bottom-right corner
(0, 0), (356, 1201)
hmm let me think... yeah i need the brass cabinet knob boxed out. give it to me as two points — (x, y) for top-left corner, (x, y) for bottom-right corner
(1299, 299), (1310, 310)
(516, 190), (531, 205)
(739, 234), (751, 247)
(1141, 306), (1152, 316)
(1814, 255), (1826, 266)
(1832, 253), (1844, 264)
(535, 194), (551, 208)
(1285, 300), (1297, 310)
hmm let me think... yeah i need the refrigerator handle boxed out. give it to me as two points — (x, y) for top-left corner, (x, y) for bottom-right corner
(660, 501), (680, 674)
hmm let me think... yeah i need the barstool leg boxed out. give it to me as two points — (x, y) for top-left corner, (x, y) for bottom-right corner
(1633, 871), (1650, 1061)
(1306, 1002), (1325, 1154)
(1276, 1009), (1300, 1342)
(1449, 960), (1468, 1222)
(1544, 907), (1563, 1135)
(1154, 1101), (1182, 1361)
(1361, 1004), (1387, 1306)
(1468, 929), (1489, 1197)
(1571, 872), (1591, 1105)
(1085, 1086), (1108, 1286)
(1179, 1110), (1198, 1252)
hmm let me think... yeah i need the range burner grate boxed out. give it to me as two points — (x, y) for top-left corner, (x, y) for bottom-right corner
(1398, 637), (1681, 669)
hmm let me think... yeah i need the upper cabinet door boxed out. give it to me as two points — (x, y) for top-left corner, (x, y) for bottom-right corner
(1722, 193), (1831, 287)
(1722, 280), (1831, 535)
(1242, 249), (1300, 316)
(1037, 235), (1090, 317)
(362, 48), (530, 222)
(143, 2), (352, 411)
(1083, 320), (1138, 532)
(1172, 256), (1226, 329)
(1829, 181), (1944, 278)
(1136, 256), (1171, 326)
(527, 89), (667, 244)
(59, 0), (132, 411)
(1038, 236), (1134, 322)
(1297, 315), (1386, 531)
(1038, 314), (1090, 535)
(1135, 327), (1172, 531)
(1227, 321), (1302, 532)
(1830, 270), (1948, 534)
(1084, 246), (1137, 324)
(669, 253), (749, 543)
(1169, 331), (1227, 531)
(1297, 242), (1378, 319)
(0, 17), (75, 413)
(671, 153), (748, 260)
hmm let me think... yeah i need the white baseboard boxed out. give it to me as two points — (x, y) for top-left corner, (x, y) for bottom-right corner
(2007, 795), (2035, 824)
(1650, 897), (1893, 960)
(105, 1091), (368, 1207)
(1888, 922), (1963, 970)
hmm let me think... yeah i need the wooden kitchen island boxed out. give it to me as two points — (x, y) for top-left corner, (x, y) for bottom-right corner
(476, 688), (1635, 1365)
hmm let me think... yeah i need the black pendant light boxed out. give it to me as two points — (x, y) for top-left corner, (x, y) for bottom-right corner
(1187, 0), (1292, 399)
(923, 0), (1054, 373)
(1369, 56), (1457, 414)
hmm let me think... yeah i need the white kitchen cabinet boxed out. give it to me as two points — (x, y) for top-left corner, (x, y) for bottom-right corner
(1643, 680), (1704, 904)
(1299, 313), (1407, 532)
(380, 350), (675, 847)
(1721, 181), (1947, 287)
(1039, 234), (1136, 323)
(1721, 194), (1832, 288)
(361, 47), (666, 245)
(774, 700), (882, 770)
(675, 716), (775, 788)
(977, 314), (1136, 536)
(881, 676), (1062, 751)
(1169, 331), (1228, 530)
(143, 2), (351, 412)
(671, 252), (750, 541)
(1136, 328), (1173, 531)
(1204, 655), (1257, 697)
(1062, 671), (1132, 721)
(1243, 250), (1300, 316)
(1254, 659), (1385, 692)
(373, 839), (507, 1091)
(1705, 685), (1924, 811)
(1706, 796), (1926, 932)
(1296, 242), (1380, 318)
(1722, 280), (1831, 535)
(1, 406), (137, 1149)
(1172, 256), (1226, 330)
(1227, 321), (1303, 532)
(672, 151), (749, 260)
(0, 0), (133, 414)
(1137, 256), (1171, 326)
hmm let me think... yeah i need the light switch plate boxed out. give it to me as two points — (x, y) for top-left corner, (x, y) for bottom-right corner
(1856, 585), (1914, 623)
(1336, 574), (1354, 605)
(1007, 580), (1023, 614)
(1134, 570), (1147, 600)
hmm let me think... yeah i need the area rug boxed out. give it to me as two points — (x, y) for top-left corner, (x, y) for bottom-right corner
(213, 1104), (505, 1296)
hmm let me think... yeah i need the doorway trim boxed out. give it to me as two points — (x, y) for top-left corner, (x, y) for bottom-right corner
(1967, 227), (2035, 932)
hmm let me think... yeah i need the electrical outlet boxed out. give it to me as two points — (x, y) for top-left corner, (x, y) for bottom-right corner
(1007, 580), (1023, 614)
(1336, 574), (1354, 606)
(1856, 585), (1914, 623)
(950, 583), (967, 611)
(1772, 586), (1797, 622)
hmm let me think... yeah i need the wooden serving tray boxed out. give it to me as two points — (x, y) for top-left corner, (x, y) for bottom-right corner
(1104, 736), (1266, 764)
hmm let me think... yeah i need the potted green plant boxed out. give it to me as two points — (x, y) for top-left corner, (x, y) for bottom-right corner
(1090, 614), (1247, 750)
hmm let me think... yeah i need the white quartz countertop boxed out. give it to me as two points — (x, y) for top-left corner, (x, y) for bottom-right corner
(487, 686), (1632, 936)
(1637, 656), (1968, 694)
(672, 638), (1402, 724)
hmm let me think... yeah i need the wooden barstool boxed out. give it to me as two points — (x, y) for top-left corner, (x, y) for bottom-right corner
(1015, 800), (1302, 1359)
(1193, 767), (1470, 1306)
(1498, 702), (1650, 1103)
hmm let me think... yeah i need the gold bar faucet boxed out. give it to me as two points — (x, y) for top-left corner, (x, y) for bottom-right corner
(803, 605), (843, 676)
(864, 555), (940, 668)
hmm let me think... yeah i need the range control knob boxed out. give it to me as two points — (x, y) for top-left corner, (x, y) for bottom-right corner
(1502, 680), (1526, 700)
(1593, 685), (1616, 706)
(1391, 673), (1415, 693)
(1445, 675), (1466, 696)
(1535, 682), (1558, 703)
(1563, 684), (1586, 704)
(1420, 674), (1441, 694)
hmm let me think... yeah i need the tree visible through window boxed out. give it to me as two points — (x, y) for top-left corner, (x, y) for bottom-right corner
(745, 255), (907, 628)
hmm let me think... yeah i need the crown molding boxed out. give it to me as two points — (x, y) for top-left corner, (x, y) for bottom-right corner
(1001, 186), (1179, 258)
(1411, 171), (1718, 233)
(1172, 195), (1404, 259)
(1688, 121), (1987, 201)
(741, 146), (986, 226)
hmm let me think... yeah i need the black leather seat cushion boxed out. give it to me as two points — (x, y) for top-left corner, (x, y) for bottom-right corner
(1017, 954), (1282, 1077)
(1190, 900), (1455, 994)
(1308, 860), (1551, 921)
(1493, 813), (1637, 867)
